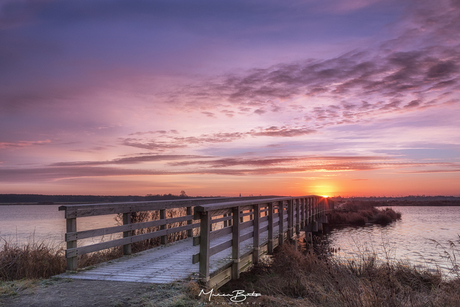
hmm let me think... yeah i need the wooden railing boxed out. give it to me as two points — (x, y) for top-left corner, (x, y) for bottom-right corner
(193, 195), (333, 288)
(58, 196), (275, 271)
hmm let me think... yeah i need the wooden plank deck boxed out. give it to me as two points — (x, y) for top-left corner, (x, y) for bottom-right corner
(56, 217), (286, 283)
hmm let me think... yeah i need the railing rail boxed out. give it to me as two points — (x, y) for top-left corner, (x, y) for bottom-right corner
(59, 196), (276, 270)
(59, 194), (333, 288)
(192, 195), (334, 288)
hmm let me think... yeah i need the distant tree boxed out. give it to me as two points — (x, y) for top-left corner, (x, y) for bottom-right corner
(180, 190), (188, 197)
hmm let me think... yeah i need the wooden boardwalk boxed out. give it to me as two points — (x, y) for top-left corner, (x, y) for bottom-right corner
(57, 196), (332, 288)
(57, 217), (284, 283)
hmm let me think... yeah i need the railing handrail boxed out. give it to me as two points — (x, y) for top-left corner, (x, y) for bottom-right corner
(194, 195), (324, 212)
(193, 195), (333, 288)
(59, 196), (278, 218)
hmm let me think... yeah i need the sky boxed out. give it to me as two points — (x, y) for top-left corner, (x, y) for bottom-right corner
(0, 0), (459, 197)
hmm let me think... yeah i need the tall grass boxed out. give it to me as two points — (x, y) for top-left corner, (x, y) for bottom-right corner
(115, 207), (196, 253)
(0, 238), (65, 280)
(222, 243), (460, 306)
(0, 237), (125, 281)
(330, 200), (402, 226)
(1, 207), (196, 281)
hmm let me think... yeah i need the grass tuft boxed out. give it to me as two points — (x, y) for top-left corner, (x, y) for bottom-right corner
(0, 238), (65, 281)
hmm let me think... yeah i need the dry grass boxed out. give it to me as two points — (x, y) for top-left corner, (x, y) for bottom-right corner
(1, 207), (195, 281)
(115, 207), (194, 253)
(330, 201), (401, 226)
(0, 237), (127, 281)
(0, 238), (65, 281)
(222, 243), (460, 307)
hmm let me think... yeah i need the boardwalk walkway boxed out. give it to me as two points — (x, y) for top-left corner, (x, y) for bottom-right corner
(58, 217), (284, 283)
(57, 196), (332, 288)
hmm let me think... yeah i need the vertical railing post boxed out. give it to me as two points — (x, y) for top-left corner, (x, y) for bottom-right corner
(66, 216), (78, 271)
(232, 206), (241, 279)
(316, 197), (319, 216)
(223, 213), (228, 228)
(313, 197), (316, 220)
(187, 206), (193, 237)
(268, 202), (274, 254)
(123, 212), (132, 255)
(287, 200), (293, 239)
(253, 203), (260, 265)
(160, 208), (166, 244)
(278, 201), (284, 246)
(296, 199), (300, 235)
(301, 198), (305, 230)
(199, 211), (211, 284)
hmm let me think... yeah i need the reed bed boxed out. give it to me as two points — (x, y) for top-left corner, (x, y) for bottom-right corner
(221, 243), (460, 307)
(0, 237), (125, 281)
(0, 238), (65, 281)
(329, 200), (402, 226)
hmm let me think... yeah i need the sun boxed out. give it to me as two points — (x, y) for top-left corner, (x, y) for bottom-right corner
(309, 184), (335, 198)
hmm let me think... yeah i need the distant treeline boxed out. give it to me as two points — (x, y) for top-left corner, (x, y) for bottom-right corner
(332, 196), (460, 206)
(0, 193), (201, 204)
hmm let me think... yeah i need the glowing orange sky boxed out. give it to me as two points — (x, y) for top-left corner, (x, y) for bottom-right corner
(0, 0), (459, 197)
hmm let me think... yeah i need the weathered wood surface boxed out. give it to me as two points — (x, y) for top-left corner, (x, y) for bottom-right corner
(57, 215), (286, 283)
(57, 195), (333, 286)
(59, 196), (277, 218)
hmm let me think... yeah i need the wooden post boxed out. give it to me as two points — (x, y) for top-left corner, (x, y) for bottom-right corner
(296, 199), (300, 235)
(253, 204), (260, 265)
(66, 217), (78, 271)
(268, 202), (274, 254)
(287, 200), (293, 239)
(160, 209), (166, 244)
(278, 201), (284, 246)
(301, 198), (305, 230)
(199, 211), (211, 284)
(123, 212), (132, 255)
(223, 213), (228, 228)
(232, 206), (241, 280)
(187, 206), (193, 237)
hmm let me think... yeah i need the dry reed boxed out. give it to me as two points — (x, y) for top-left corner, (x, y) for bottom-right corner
(115, 207), (196, 253)
(1, 206), (196, 281)
(222, 243), (460, 306)
(329, 201), (401, 226)
(0, 238), (65, 280)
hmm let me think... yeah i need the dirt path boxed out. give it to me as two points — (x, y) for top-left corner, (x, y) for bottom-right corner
(0, 278), (202, 307)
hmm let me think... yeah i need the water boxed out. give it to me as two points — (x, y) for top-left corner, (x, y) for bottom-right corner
(326, 206), (460, 277)
(0, 205), (118, 247)
(1, 205), (459, 277)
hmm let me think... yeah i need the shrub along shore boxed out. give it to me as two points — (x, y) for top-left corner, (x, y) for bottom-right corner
(328, 200), (402, 226)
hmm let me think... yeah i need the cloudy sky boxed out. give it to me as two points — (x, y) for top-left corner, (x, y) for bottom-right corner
(1, 0), (459, 197)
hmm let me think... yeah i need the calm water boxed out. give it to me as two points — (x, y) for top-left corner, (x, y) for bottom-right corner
(326, 206), (460, 276)
(1, 205), (459, 276)
(0, 205), (118, 247)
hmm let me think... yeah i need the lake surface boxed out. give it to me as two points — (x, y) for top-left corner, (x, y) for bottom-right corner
(0, 205), (118, 247)
(326, 206), (460, 277)
(1, 205), (459, 276)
